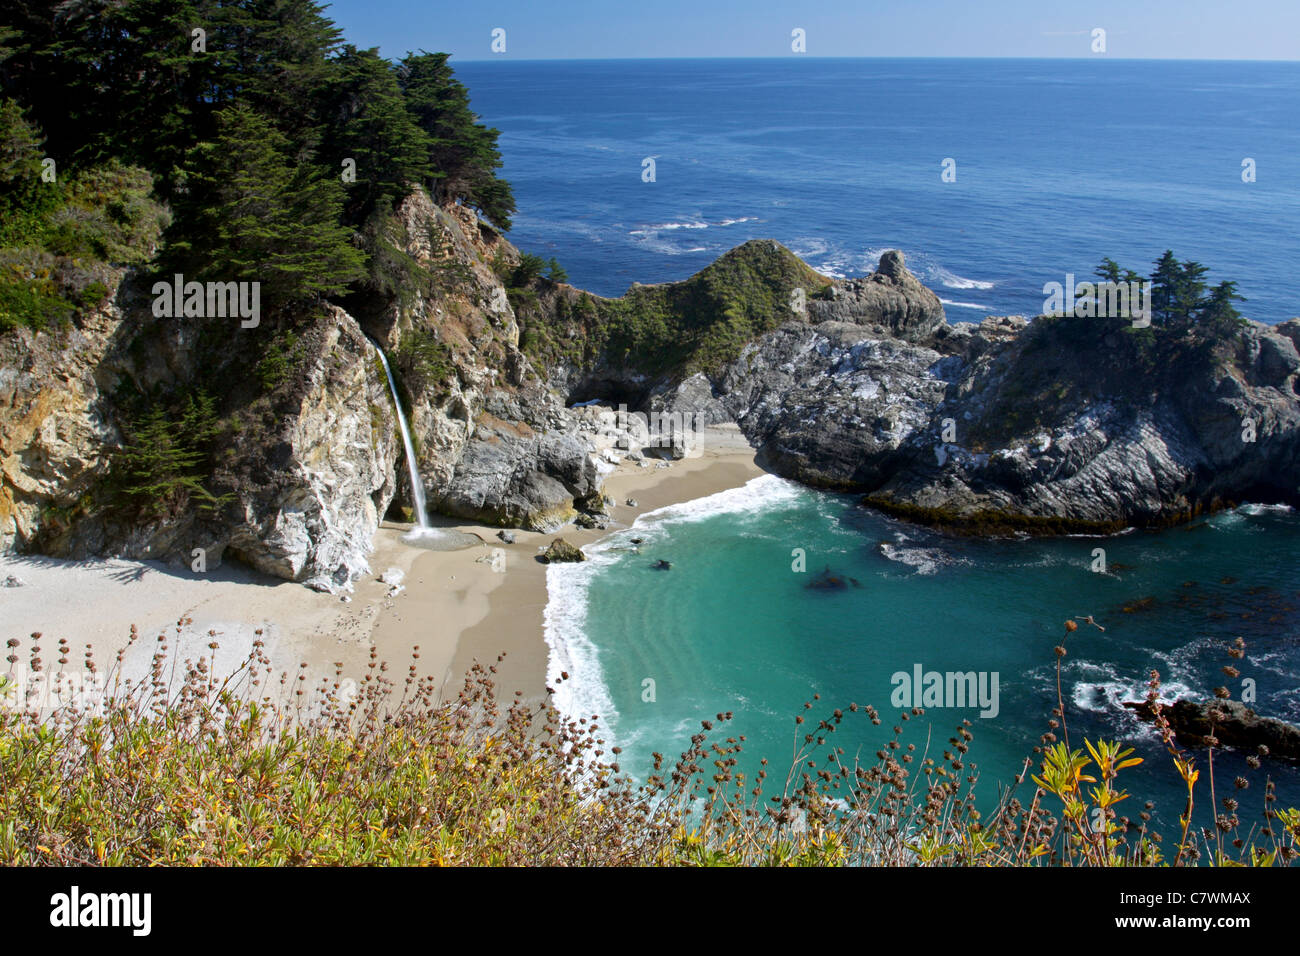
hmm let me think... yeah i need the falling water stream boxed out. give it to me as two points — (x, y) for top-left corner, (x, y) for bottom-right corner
(371, 342), (431, 533)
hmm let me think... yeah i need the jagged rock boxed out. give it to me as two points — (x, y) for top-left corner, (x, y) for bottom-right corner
(574, 513), (599, 529)
(625, 497), (638, 507)
(541, 538), (585, 563)
(807, 251), (946, 341)
(1124, 699), (1300, 760)
(2, 574), (23, 587)
(436, 418), (599, 531)
(659, 311), (1300, 533)
(496, 529), (515, 544)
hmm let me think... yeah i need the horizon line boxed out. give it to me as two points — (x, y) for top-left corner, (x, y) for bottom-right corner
(445, 54), (1300, 64)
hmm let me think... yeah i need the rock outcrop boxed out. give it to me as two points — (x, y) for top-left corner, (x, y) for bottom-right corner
(1, 286), (402, 592)
(5, 203), (1299, 593)
(1124, 699), (1300, 760)
(649, 273), (1300, 531)
(806, 249), (945, 341)
(541, 538), (585, 563)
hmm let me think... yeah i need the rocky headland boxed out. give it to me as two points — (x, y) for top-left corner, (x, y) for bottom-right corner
(4, 189), (1300, 595)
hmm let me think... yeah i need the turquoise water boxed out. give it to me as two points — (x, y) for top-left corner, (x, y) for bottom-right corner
(460, 56), (1300, 835)
(545, 476), (1300, 835)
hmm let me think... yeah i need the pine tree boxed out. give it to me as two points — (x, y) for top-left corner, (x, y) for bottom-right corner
(1198, 279), (1246, 334)
(207, 0), (343, 151)
(319, 45), (431, 224)
(1150, 251), (1181, 327)
(397, 51), (515, 229)
(1174, 261), (1209, 327)
(167, 104), (364, 304)
(1094, 257), (1121, 283)
(115, 390), (228, 518)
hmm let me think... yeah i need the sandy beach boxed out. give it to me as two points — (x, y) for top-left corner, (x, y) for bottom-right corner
(0, 425), (763, 712)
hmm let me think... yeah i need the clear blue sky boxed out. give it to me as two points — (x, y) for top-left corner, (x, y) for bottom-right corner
(322, 0), (1299, 61)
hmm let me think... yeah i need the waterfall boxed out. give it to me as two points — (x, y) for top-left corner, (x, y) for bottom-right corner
(371, 342), (430, 531)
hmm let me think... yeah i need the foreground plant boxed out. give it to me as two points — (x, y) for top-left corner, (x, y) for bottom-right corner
(0, 620), (1295, 866)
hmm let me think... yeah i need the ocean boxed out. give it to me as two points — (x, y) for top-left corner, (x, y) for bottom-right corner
(456, 58), (1300, 322)
(457, 58), (1300, 832)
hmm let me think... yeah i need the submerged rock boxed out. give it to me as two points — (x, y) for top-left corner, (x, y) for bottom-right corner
(806, 566), (862, 590)
(653, 559), (672, 570)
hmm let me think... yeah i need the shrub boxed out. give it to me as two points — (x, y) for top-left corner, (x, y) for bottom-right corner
(394, 327), (456, 401)
(0, 622), (1293, 866)
(111, 389), (232, 519)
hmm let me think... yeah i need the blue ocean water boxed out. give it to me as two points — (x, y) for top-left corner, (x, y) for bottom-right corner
(457, 59), (1300, 834)
(544, 478), (1300, 839)
(457, 58), (1300, 322)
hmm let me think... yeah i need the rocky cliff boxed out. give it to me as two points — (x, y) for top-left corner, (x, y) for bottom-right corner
(0, 189), (608, 590)
(671, 299), (1300, 533)
(4, 192), (1299, 590)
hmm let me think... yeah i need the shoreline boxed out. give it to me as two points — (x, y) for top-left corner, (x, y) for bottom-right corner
(372, 424), (764, 711)
(0, 425), (763, 712)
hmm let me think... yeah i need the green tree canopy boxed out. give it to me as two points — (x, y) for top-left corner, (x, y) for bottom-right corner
(166, 103), (364, 303)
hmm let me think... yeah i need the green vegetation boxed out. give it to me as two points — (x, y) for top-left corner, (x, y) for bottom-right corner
(165, 104), (364, 303)
(545, 256), (568, 283)
(111, 388), (231, 519)
(394, 326), (456, 401)
(1089, 252), (1247, 337)
(0, 0), (514, 325)
(521, 240), (833, 376)
(254, 329), (301, 392)
(0, 626), (1294, 865)
(0, 97), (167, 331)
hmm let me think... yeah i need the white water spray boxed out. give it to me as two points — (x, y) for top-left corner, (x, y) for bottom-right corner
(371, 342), (430, 531)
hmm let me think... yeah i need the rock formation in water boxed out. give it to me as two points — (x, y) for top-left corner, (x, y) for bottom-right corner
(4, 184), (1299, 590)
(1124, 698), (1300, 760)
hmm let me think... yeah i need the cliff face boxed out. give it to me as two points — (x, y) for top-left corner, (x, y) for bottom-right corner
(4, 200), (1299, 590)
(0, 189), (608, 588)
(650, 279), (1300, 532)
(1, 277), (402, 591)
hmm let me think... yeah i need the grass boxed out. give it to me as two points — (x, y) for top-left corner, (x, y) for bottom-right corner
(0, 620), (1294, 866)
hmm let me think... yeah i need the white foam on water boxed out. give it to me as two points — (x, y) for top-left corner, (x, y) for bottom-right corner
(931, 265), (995, 290)
(1238, 502), (1295, 516)
(542, 475), (807, 739)
(631, 220), (709, 232)
(940, 298), (992, 311)
(877, 531), (965, 576)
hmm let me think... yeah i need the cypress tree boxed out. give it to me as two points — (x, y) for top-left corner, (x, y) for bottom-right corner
(166, 103), (364, 304)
